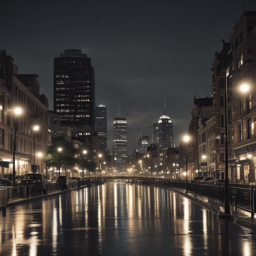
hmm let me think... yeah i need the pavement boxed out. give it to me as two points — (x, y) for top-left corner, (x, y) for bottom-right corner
(169, 186), (256, 231)
(6, 184), (88, 207)
(5, 183), (256, 232)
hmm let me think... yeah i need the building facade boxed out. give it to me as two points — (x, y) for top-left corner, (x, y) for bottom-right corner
(226, 12), (256, 184)
(54, 49), (95, 142)
(0, 50), (49, 176)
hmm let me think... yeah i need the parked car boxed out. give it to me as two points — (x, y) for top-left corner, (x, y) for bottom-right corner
(57, 176), (67, 190)
(202, 177), (215, 184)
(20, 173), (49, 194)
(2, 173), (13, 181)
(0, 179), (12, 186)
(192, 177), (204, 183)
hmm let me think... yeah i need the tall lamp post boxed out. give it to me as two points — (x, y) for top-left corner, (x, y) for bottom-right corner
(139, 160), (142, 178)
(12, 107), (22, 187)
(58, 147), (62, 177)
(32, 125), (40, 173)
(83, 150), (87, 180)
(98, 154), (102, 178)
(183, 135), (190, 193)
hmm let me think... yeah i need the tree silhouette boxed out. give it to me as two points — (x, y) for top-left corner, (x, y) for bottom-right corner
(77, 158), (97, 178)
(45, 137), (77, 176)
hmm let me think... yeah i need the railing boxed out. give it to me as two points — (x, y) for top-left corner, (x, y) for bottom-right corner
(138, 179), (255, 217)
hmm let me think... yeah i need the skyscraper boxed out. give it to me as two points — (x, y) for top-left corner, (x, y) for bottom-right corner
(95, 104), (107, 151)
(113, 117), (127, 171)
(54, 49), (95, 141)
(153, 104), (174, 148)
(137, 135), (149, 153)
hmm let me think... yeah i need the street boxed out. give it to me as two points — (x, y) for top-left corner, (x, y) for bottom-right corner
(0, 182), (255, 256)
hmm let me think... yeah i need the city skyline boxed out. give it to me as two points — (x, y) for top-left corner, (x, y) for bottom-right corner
(1, 0), (256, 153)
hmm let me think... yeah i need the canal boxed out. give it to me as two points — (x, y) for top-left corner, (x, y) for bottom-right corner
(0, 182), (255, 255)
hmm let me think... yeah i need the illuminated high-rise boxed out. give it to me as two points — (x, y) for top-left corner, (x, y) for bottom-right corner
(95, 104), (107, 151)
(113, 117), (127, 171)
(54, 49), (95, 141)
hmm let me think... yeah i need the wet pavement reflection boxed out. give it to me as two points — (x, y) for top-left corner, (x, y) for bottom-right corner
(0, 182), (256, 255)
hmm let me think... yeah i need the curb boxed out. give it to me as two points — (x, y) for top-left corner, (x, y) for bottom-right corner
(7, 185), (89, 207)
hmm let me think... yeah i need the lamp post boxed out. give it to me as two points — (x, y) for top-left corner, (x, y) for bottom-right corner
(12, 107), (22, 187)
(32, 125), (40, 173)
(139, 160), (142, 178)
(183, 135), (190, 193)
(202, 155), (206, 177)
(98, 154), (102, 179)
(58, 147), (62, 177)
(83, 150), (87, 180)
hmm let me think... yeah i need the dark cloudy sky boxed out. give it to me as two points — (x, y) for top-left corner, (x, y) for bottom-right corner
(1, 0), (256, 154)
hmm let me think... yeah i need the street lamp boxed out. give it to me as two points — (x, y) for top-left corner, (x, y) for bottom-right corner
(83, 150), (87, 180)
(32, 125), (40, 173)
(183, 135), (190, 193)
(139, 160), (142, 178)
(58, 147), (62, 177)
(98, 154), (102, 178)
(12, 107), (22, 187)
(202, 155), (206, 177)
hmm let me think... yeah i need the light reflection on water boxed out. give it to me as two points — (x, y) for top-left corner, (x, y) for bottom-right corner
(0, 182), (255, 256)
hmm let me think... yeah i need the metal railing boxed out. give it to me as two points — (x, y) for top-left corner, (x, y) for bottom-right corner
(139, 179), (255, 218)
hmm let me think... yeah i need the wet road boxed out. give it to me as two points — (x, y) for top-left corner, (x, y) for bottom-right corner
(0, 182), (256, 256)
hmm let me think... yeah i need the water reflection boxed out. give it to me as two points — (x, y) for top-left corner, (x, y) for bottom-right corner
(0, 182), (255, 255)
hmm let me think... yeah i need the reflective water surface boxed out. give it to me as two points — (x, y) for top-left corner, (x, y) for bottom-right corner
(0, 182), (256, 255)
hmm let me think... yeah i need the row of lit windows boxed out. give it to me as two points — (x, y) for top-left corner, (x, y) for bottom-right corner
(56, 98), (90, 102)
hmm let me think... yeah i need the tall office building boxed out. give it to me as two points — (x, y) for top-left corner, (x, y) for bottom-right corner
(113, 117), (127, 171)
(137, 135), (149, 153)
(54, 49), (95, 141)
(153, 106), (174, 148)
(95, 104), (107, 151)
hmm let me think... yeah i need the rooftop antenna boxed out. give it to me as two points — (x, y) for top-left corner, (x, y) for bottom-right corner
(118, 105), (119, 117)
(164, 100), (167, 115)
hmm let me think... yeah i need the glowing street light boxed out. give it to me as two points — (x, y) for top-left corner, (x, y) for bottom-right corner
(32, 124), (40, 172)
(82, 150), (87, 179)
(240, 83), (249, 93)
(12, 107), (23, 186)
(58, 147), (62, 177)
(183, 135), (190, 193)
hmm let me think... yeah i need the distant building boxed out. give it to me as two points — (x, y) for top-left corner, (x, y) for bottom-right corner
(53, 49), (95, 142)
(95, 104), (107, 151)
(113, 117), (127, 171)
(48, 110), (71, 142)
(187, 97), (213, 180)
(153, 115), (174, 148)
(137, 135), (149, 153)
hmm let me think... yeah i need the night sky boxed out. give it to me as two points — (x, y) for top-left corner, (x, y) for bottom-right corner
(1, 0), (256, 154)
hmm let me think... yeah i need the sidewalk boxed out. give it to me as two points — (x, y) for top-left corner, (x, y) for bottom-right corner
(170, 186), (256, 231)
(7, 184), (88, 207)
